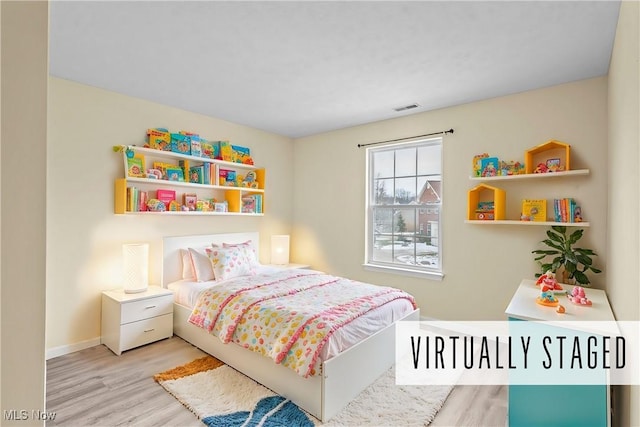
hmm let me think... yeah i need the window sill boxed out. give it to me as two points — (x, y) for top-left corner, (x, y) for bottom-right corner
(362, 263), (444, 281)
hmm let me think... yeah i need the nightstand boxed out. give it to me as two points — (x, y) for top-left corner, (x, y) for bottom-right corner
(505, 279), (617, 426)
(265, 263), (311, 270)
(101, 286), (173, 355)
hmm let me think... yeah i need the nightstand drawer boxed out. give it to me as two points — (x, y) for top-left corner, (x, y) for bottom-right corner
(120, 313), (172, 351)
(121, 294), (173, 324)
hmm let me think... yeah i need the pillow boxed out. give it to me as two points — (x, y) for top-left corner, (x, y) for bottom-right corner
(217, 240), (260, 268)
(206, 245), (256, 281)
(188, 247), (215, 282)
(180, 249), (195, 280)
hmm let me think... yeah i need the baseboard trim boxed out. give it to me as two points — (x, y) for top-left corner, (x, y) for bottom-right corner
(46, 337), (101, 360)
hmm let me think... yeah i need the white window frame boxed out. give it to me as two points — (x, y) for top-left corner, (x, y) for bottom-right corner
(364, 137), (443, 280)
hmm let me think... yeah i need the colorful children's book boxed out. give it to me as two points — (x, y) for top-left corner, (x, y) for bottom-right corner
(170, 133), (191, 155)
(189, 166), (204, 184)
(127, 154), (145, 177)
(203, 162), (211, 185)
(146, 128), (171, 151)
(480, 157), (499, 177)
(241, 196), (256, 213)
(472, 153), (489, 177)
(156, 189), (176, 205)
(521, 199), (547, 222)
(219, 169), (236, 186)
(165, 166), (184, 182)
(190, 137), (202, 157)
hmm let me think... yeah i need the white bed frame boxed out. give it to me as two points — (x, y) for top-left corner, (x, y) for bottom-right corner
(162, 232), (419, 422)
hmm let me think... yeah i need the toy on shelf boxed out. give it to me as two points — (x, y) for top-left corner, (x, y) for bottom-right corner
(499, 160), (525, 176)
(147, 199), (166, 212)
(525, 140), (571, 174)
(556, 304), (566, 314)
(535, 270), (566, 293)
(567, 286), (592, 306)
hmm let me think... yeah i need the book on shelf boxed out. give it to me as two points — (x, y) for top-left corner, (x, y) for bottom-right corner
(241, 194), (263, 214)
(203, 162), (211, 185)
(178, 160), (190, 181)
(553, 198), (580, 223)
(521, 199), (547, 222)
(189, 166), (204, 184)
(127, 154), (145, 178)
(126, 187), (148, 212)
(156, 189), (176, 206)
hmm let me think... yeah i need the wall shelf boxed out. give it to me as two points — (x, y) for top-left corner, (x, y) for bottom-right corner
(469, 169), (589, 182)
(465, 220), (590, 227)
(114, 144), (265, 215)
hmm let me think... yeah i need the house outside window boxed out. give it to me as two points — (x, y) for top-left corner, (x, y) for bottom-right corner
(365, 137), (442, 279)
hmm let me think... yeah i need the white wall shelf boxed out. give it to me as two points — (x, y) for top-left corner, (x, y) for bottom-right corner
(115, 144), (265, 215)
(465, 220), (590, 227)
(469, 169), (589, 181)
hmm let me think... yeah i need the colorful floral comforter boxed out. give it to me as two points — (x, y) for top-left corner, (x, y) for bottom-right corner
(188, 269), (416, 377)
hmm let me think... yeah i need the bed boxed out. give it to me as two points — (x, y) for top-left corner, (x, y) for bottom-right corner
(162, 232), (420, 422)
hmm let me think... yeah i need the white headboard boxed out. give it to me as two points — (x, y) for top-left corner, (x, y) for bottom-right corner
(162, 232), (260, 287)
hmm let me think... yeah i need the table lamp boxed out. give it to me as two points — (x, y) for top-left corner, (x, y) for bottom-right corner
(123, 243), (149, 293)
(270, 235), (290, 265)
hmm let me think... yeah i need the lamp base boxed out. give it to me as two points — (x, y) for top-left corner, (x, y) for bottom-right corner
(124, 286), (148, 294)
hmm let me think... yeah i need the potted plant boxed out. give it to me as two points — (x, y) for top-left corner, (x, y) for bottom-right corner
(532, 226), (601, 286)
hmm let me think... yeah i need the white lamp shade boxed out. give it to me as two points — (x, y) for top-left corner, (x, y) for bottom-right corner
(271, 235), (290, 265)
(123, 243), (149, 293)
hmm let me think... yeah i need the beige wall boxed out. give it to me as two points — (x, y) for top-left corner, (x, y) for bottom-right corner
(46, 78), (294, 354)
(607, 1), (639, 426)
(293, 77), (608, 321)
(1, 1), (48, 425)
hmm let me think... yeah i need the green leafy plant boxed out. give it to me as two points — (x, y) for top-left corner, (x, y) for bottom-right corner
(532, 226), (601, 286)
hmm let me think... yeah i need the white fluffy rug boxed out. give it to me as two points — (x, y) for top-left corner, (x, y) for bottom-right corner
(155, 356), (452, 426)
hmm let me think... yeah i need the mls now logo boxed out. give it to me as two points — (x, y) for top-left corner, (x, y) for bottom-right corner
(3, 410), (29, 421)
(4, 409), (56, 421)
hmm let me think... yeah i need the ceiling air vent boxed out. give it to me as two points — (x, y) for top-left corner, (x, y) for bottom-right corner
(393, 103), (421, 112)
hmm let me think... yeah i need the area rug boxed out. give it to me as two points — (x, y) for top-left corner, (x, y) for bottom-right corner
(154, 356), (452, 426)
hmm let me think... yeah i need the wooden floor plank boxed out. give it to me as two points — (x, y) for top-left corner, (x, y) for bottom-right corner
(46, 336), (507, 426)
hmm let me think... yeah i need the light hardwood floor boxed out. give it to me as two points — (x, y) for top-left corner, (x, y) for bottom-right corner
(46, 337), (507, 426)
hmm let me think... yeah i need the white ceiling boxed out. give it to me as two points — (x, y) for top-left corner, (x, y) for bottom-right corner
(49, 1), (621, 138)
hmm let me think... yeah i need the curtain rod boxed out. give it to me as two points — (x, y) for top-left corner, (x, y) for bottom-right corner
(356, 128), (454, 148)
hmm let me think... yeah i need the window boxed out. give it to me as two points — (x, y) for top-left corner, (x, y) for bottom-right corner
(365, 137), (442, 278)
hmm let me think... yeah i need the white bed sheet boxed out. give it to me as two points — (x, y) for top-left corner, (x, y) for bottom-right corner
(168, 269), (414, 360)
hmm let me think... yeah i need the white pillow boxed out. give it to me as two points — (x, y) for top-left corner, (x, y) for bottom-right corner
(206, 245), (256, 281)
(180, 249), (195, 279)
(218, 240), (260, 268)
(188, 247), (215, 282)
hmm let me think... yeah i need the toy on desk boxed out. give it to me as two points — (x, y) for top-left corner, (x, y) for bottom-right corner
(556, 304), (566, 314)
(536, 281), (560, 307)
(535, 270), (566, 294)
(568, 286), (592, 306)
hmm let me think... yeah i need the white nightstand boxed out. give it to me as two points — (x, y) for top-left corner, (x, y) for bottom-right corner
(265, 263), (311, 270)
(101, 286), (173, 355)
